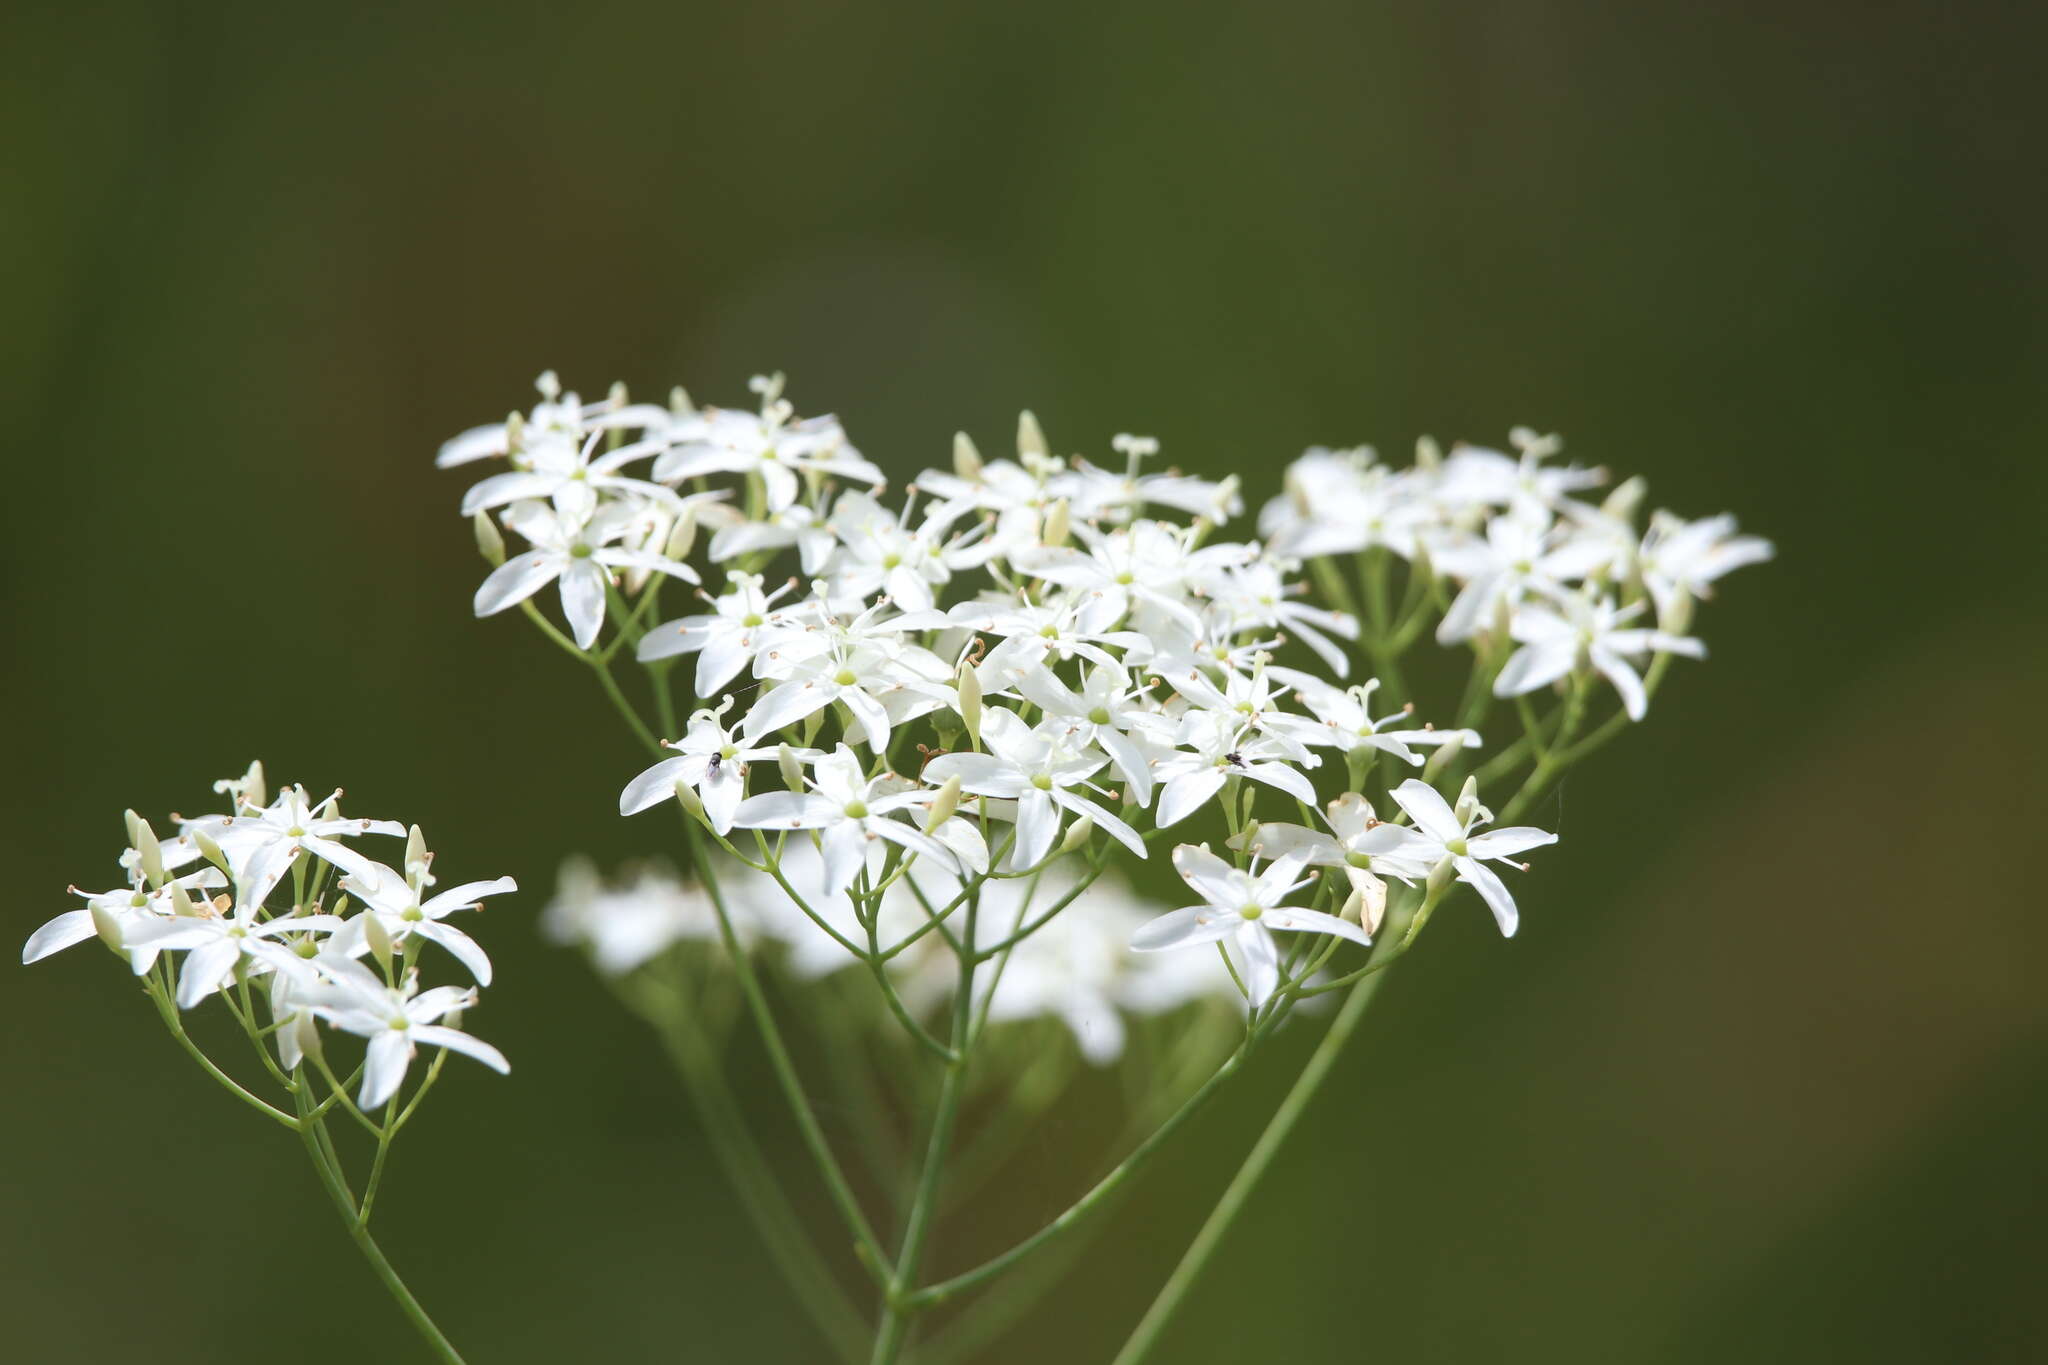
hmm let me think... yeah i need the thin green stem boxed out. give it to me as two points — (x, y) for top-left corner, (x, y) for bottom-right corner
(143, 978), (299, 1130)
(1110, 942), (1403, 1365)
(292, 1081), (468, 1364)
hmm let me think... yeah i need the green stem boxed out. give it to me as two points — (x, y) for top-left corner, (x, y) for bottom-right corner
(293, 1081), (468, 1364)
(143, 977), (299, 1130)
(1111, 954), (1400, 1365)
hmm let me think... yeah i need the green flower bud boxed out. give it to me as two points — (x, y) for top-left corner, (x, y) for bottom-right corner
(1041, 498), (1070, 548)
(777, 744), (805, 792)
(194, 829), (231, 877)
(924, 775), (963, 833)
(956, 658), (982, 748)
(1017, 410), (1048, 460)
(473, 510), (506, 566)
(953, 432), (983, 481)
(1055, 814), (1095, 858)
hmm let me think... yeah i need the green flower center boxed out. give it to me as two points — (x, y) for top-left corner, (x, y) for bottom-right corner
(1088, 706), (1112, 726)
(1039, 625), (1059, 639)
(401, 906), (425, 923)
(1445, 837), (1469, 856)
(1115, 571), (1135, 585)
(1238, 904), (1263, 920)
(742, 613), (764, 627)
(571, 543), (595, 559)
(843, 801), (869, 819)
(1030, 774), (1054, 791)
(1346, 851), (1374, 870)
(833, 669), (858, 686)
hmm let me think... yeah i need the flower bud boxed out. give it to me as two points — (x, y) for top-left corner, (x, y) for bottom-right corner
(607, 380), (629, 409)
(670, 385), (695, 417)
(672, 780), (707, 821)
(1426, 857), (1455, 897)
(1421, 732), (1467, 783)
(1041, 498), (1071, 548)
(664, 507), (698, 561)
(956, 658), (982, 748)
(1453, 776), (1482, 825)
(1602, 475), (1648, 522)
(473, 510), (506, 565)
(123, 808), (144, 848)
(363, 911), (394, 974)
(1414, 435), (1442, 471)
(1660, 590), (1695, 636)
(133, 818), (166, 889)
(89, 902), (125, 954)
(1055, 814), (1095, 857)
(923, 775), (963, 833)
(777, 744), (805, 792)
(169, 880), (201, 917)
(504, 410), (526, 457)
(1017, 410), (1048, 460)
(243, 761), (268, 810)
(194, 828), (231, 877)
(953, 432), (984, 481)
(290, 1010), (324, 1064)
(405, 825), (431, 884)
(1345, 870), (1388, 937)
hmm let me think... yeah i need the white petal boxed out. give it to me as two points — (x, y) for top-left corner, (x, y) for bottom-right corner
(411, 921), (493, 986)
(361, 1030), (414, 1109)
(177, 938), (241, 1010)
(1155, 768), (1226, 829)
(820, 822), (867, 900)
(1464, 827), (1557, 860)
(559, 559), (609, 650)
(1236, 923), (1281, 1006)
(1264, 906), (1372, 948)
(1390, 779), (1464, 843)
(1492, 639), (1577, 698)
(1013, 789), (1060, 869)
(1456, 856), (1520, 937)
(741, 681), (832, 744)
(731, 792), (839, 829)
(1170, 843), (1242, 907)
(1130, 907), (1236, 951)
(620, 756), (694, 817)
(410, 1024), (510, 1075)
(473, 551), (563, 618)
(22, 909), (96, 964)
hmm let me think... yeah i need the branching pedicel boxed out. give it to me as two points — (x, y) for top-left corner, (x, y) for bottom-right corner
(29, 368), (1769, 1364)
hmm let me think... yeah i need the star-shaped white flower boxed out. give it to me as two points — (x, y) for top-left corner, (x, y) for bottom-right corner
(332, 859), (517, 986)
(921, 709), (1147, 869)
(730, 745), (959, 899)
(1492, 594), (1704, 721)
(1131, 845), (1368, 1007)
(620, 707), (802, 835)
(474, 498), (700, 650)
(1387, 778), (1555, 936)
(301, 962), (509, 1109)
(636, 572), (809, 699)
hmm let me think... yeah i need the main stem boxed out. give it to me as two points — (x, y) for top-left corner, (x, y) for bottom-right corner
(293, 1082), (468, 1365)
(870, 906), (978, 1363)
(1111, 961), (1396, 1365)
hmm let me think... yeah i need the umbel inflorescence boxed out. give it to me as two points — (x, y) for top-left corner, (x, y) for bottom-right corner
(28, 366), (1768, 1365)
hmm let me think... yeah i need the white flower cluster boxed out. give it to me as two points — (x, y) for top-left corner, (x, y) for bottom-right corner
(23, 762), (513, 1108)
(545, 851), (1230, 1065)
(443, 374), (1769, 1012)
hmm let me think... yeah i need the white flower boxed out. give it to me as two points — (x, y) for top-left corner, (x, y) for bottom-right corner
(457, 427), (689, 525)
(1131, 845), (1369, 1007)
(435, 371), (670, 470)
(333, 860), (517, 986)
(124, 899), (347, 1010)
(921, 709), (1147, 868)
(542, 859), (738, 976)
(730, 745), (958, 899)
(740, 641), (913, 752)
(620, 707), (796, 835)
(1259, 450), (1429, 559)
(1276, 671), (1481, 766)
(1240, 792), (1439, 887)
(1200, 559), (1361, 676)
(1492, 594), (1704, 721)
(1013, 521), (1248, 629)
(652, 379), (883, 513)
(1637, 511), (1774, 622)
(474, 498), (700, 650)
(1388, 778), (1555, 936)
(302, 962), (509, 1109)
(1429, 508), (1613, 645)
(947, 594), (1147, 685)
(22, 866), (226, 970)
(209, 785), (403, 908)
(1150, 711), (1319, 828)
(636, 572), (808, 697)
(1430, 431), (1606, 515)
(1012, 661), (1165, 807)
(821, 491), (991, 612)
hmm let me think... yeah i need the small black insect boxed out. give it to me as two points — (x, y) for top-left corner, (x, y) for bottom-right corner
(705, 753), (723, 775)
(1224, 750), (1245, 767)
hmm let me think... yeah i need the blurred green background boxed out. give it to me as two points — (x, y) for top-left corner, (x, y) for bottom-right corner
(6, 1), (2045, 1361)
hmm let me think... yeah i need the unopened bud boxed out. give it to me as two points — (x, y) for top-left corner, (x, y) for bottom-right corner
(924, 775), (963, 833)
(364, 912), (394, 972)
(1660, 590), (1696, 636)
(170, 880), (201, 917)
(1426, 857), (1455, 897)
(194, 829), (231, 877)
(503, 410), (526, 456)
(123, 808), (144, 848)
(1041, 498), (1070, 548)
(953, 432), (984, 480)
(133, 819), (166, 889)
(473, 510), (505, 565)
(956, 658), (983, 747)
(1056, 814), (1095, 857)
(405, 825), (430, 883)
(1414, 435), (1442, 471)
(1454, 776), (1482, 825)
(291, 1011), (324, 1062)
(607, 380), (629, 409)
(1602, 475), (1648, 522)
(664, 507), (698, 561)
(669, 385), (695, 417)
(243, 761), (268, 810)
(89, 903), (125, 953)
(1421, 733), (1467, 782)
(672, 779), (707, 822)
(1017, 410), (1048, 459)
(777, 744), (804, 792)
